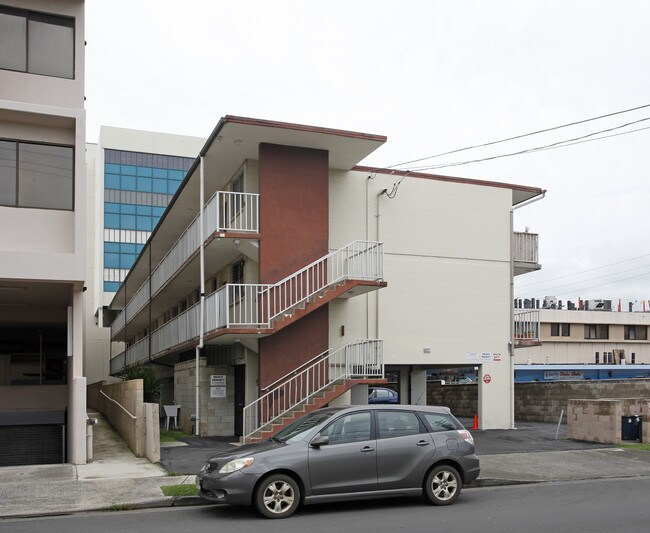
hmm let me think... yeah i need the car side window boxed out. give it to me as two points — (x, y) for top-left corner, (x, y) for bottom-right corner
(422, 413), (459, 432)
(320, 412), (371, 444)
(377, 411), (422, 439)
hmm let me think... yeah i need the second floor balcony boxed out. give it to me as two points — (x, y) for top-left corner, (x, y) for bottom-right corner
(513, 231), (540, 276)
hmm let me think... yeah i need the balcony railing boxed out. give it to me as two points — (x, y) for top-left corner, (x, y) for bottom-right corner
(513, 232), (538, 263)
(151, 301), (201, 355)
(514, 308), (540, 343)
(243, 339), (384, 440)
(111, 190), (260, 338)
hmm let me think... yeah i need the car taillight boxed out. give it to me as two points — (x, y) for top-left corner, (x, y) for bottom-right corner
(458, 429), (474, 445)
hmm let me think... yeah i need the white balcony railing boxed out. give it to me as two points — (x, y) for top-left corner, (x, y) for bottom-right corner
(111, 240), (384, 372)
(514, 308), (540, 342)
(150, 301), (201, 355)
(151, 190), (260, 295)
(243, 339), (383, 440)
(111, 279), (150, 337)
(513, 232), (539, 263)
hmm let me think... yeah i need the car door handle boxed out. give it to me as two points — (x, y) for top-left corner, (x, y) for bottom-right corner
(416, 440), (431, 447)
(360, 446), (375, 453)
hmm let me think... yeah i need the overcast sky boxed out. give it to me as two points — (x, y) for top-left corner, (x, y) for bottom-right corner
(85, 1), (650, 306)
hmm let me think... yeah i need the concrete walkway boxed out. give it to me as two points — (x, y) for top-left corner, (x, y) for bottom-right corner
(0, 412), (195, 518)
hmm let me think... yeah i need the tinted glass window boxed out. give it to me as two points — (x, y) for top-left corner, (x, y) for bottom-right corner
(0, 140), (17, 206)
(0, 11), (26, 71)
(18, 143), (73, 209)
(321, 412), (371, 444)
(377, 411), (422, 439)
(28, 17), (74, 78)
(422, 413), (460, 432)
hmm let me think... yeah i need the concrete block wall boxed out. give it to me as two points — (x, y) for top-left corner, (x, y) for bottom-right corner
(87, 380), (160, 461)
(568, 398), (650, 444)
(427, 382), (478, 417)
(426, 379), (650, 423)
(174, 358), (235, 437)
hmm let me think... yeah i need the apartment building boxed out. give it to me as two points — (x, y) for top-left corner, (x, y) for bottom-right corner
(515, 304), (650, 365)
(0, 0), (86, 465)
(107, 116), (544, 439)
(85, 127), (204, 386)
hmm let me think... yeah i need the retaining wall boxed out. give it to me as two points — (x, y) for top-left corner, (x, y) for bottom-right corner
(427, 379), (650, 423)
(87, 380), (160, 462)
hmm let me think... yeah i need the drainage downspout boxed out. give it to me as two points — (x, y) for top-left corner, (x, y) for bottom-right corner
(510, 190), (546, 429)
(195, 156), (206, 436)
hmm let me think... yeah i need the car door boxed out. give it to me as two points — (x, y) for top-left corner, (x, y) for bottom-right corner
(375, 410), (436, 490)
(308, 411), (377, 495)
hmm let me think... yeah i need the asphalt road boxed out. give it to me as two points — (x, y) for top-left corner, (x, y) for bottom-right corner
(3, 476), (649, 532)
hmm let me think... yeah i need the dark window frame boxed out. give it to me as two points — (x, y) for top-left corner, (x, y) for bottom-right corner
(0, 5), (75, 79)
(584, 324), (609, 340)
(0, 137), (74, 211)
(624, 325), (647, 341)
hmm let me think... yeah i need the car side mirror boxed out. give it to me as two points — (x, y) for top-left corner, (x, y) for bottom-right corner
(310, 435), (329, 448)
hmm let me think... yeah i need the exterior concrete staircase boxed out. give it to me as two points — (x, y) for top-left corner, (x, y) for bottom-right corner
(242, 339), (384, 443)
(245, 377), (386, 443)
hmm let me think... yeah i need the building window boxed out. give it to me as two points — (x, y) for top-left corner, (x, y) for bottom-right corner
(0, 6), (74, 79)
(0, 139), (73, 210)
(584, 324), (608, 340)
(550, 323), (569, 336)
(625, 325), (647, 341)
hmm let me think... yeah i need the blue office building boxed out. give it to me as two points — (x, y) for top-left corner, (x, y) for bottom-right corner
(101, 148), (196, 292)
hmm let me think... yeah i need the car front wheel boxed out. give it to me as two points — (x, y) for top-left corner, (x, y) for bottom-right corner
(424, 465), (461, 506)
(254, 474), (300, 519)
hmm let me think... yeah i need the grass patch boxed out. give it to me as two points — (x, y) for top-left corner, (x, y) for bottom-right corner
(620, 443), (650, 451)
(161, 484), (199, 497)
(160, 429), (195, 443)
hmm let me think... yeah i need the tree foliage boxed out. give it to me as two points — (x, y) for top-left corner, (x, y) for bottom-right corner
(119, 364), (162, 403)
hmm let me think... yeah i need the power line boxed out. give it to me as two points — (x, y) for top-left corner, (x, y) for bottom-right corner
(516, 269), (650, 298)
(386, 103), (650, 169)
(401, 117), (650, 172)
(517, 253), (650, 289)
(516, 264), (650, 295)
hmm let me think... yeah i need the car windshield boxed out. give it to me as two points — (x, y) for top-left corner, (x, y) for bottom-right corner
(272, 410), (339, 443)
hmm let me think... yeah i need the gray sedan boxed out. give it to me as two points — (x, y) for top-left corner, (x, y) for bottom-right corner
(197, 404), (480, 519)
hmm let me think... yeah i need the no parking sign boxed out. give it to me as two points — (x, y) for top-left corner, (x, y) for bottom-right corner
(483, 374), (492, 384)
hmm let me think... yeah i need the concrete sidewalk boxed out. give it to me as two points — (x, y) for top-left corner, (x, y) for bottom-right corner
(1, 416), (649, 519)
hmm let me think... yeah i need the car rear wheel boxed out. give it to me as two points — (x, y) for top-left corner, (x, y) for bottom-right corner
(424, 465), (461, 506)
(254, 474), (300, 519)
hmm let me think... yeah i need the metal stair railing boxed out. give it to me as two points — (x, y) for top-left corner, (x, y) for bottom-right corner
(242, 339), (383, 441)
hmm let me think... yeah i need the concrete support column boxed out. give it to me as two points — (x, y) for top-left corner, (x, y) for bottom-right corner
(68, 289), (87, 464)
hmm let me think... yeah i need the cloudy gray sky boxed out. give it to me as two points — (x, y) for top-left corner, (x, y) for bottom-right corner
(85, 0), (650, 306)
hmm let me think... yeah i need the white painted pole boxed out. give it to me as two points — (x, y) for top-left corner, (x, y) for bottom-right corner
(196, 156), (206, 436)
(555, 409), (565, 440)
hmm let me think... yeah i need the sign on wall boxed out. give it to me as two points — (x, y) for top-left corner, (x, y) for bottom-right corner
(210, 374), (226, 386)
(544, 370), (584, 380)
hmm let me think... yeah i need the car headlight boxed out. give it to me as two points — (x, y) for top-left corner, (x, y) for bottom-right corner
(218, 457), (255, 473)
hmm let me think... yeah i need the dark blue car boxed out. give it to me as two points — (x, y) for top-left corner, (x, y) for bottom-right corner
(368, 386), (398, 404)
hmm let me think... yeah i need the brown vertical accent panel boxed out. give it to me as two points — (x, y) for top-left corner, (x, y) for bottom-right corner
(258, 143), (329, 282)
(259, 306), (329, 389)
(258, 143), (330, 389)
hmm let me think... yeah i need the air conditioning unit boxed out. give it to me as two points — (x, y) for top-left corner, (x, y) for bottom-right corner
(586, 299), (612, 311)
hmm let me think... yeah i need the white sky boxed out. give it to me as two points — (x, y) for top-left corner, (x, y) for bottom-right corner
(85, 0), (650, 305)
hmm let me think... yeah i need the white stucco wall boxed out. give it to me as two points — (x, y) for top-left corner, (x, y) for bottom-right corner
(329, 169), (516, 428)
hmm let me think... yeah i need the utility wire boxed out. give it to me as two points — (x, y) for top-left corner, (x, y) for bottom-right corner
(516, 269), (650, 298)
(401, 117), (650, 172)
(516, 264), (650, 295)
(386, 103), (650, 169)
(517, 253), (650, 289)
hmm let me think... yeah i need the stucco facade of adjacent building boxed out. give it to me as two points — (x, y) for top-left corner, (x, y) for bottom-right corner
(107, 115), (544, 439)
(0, 0), (87, 465)
(515, 307), (650, 365)
(84, 127), (204, 387)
